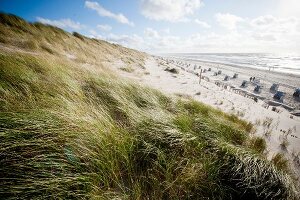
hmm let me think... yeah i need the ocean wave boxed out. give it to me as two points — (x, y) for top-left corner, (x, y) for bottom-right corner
(167, 53), (300, 75)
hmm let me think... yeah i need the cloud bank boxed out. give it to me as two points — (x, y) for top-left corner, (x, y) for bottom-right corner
(215, 13), (243, 30)
(101, 14), (300, 54)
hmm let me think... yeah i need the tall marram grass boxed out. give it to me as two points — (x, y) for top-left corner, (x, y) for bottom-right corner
(0, 13), (299, 199)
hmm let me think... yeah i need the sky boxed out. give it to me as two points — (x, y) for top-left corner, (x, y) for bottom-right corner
(1, 0), (300, 54)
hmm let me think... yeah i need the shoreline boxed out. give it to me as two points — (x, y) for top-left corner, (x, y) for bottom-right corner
(167, 56), (300, 82)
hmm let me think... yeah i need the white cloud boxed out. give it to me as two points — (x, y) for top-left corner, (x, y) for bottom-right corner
(94, 13), (300, 54)
(278, 0), (300, 18)
(89, 29), (104, 39)
(36, 17), (84, 30)
(101, 26), (298, 53)
(251, 15), (299, 31)
(250, 15), (300, 45)
(249, 15), (300, 53)
(104, 28), (181, 52)
(97, 24), (112, 31)
(194, 19), (211, 28)
(142, 28), (182, 51)
(251, 15), (275, 27)
(107, 33), (144, 49)
(85, 1), (134, 26)
(157, 35), (181, 48)
(140, 0), (203, 22)
(144, 28), (160, 38)
(162, 28), (170, 34)
(215, 13), (244, 30)
(90, 29), (97, 35)
(252, 33), (276, 41)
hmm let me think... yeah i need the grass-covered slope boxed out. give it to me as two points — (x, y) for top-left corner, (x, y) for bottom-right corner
(0, 13), (299, 199)
(0, 13), (146, 68)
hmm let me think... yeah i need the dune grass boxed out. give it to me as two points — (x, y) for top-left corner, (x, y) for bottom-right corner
(0, 13), (299, 199)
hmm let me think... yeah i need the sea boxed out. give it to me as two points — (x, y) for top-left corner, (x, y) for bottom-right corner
(166, 53), (300, 76)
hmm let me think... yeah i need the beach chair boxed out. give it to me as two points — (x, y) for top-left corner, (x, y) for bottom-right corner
(253, 79), (260, 84)
(224, 75), (229, 81)
(208, 68), (211, 71)
(241, 80), (248, 87)
(202, 69), (207, 73)
(293, 88), (300, 98)
(254, 85), (262, 93)
(270, 83), (279, 91)
(213, 72), (218, 76)
(233, 73), (238, 78)
(273, 91), (285, 102)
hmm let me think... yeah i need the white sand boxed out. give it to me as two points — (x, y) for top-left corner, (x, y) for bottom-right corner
(118, 56), (300, 178)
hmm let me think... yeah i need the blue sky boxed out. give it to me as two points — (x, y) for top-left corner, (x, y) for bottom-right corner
(1, 0), (300, 53)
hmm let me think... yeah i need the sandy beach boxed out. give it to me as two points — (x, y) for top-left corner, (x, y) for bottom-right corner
(3, 2), (300, 198)
(115, 55), (300, 178)
(168, 56), (300, 110)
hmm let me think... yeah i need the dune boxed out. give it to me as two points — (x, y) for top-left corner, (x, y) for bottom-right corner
(0, 13), (299, 199)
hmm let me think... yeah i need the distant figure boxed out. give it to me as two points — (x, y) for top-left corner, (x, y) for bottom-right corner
(253, 77), (255, 81)
(250, 77), (253, 82)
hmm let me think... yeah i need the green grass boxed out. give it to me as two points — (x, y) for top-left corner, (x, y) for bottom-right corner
(272, 153), (289, 171)
(248, 136), (267, 154)
(0, 12), (146, 68)
(0, 13), (299, 199)
(73, 31), (85, 41)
